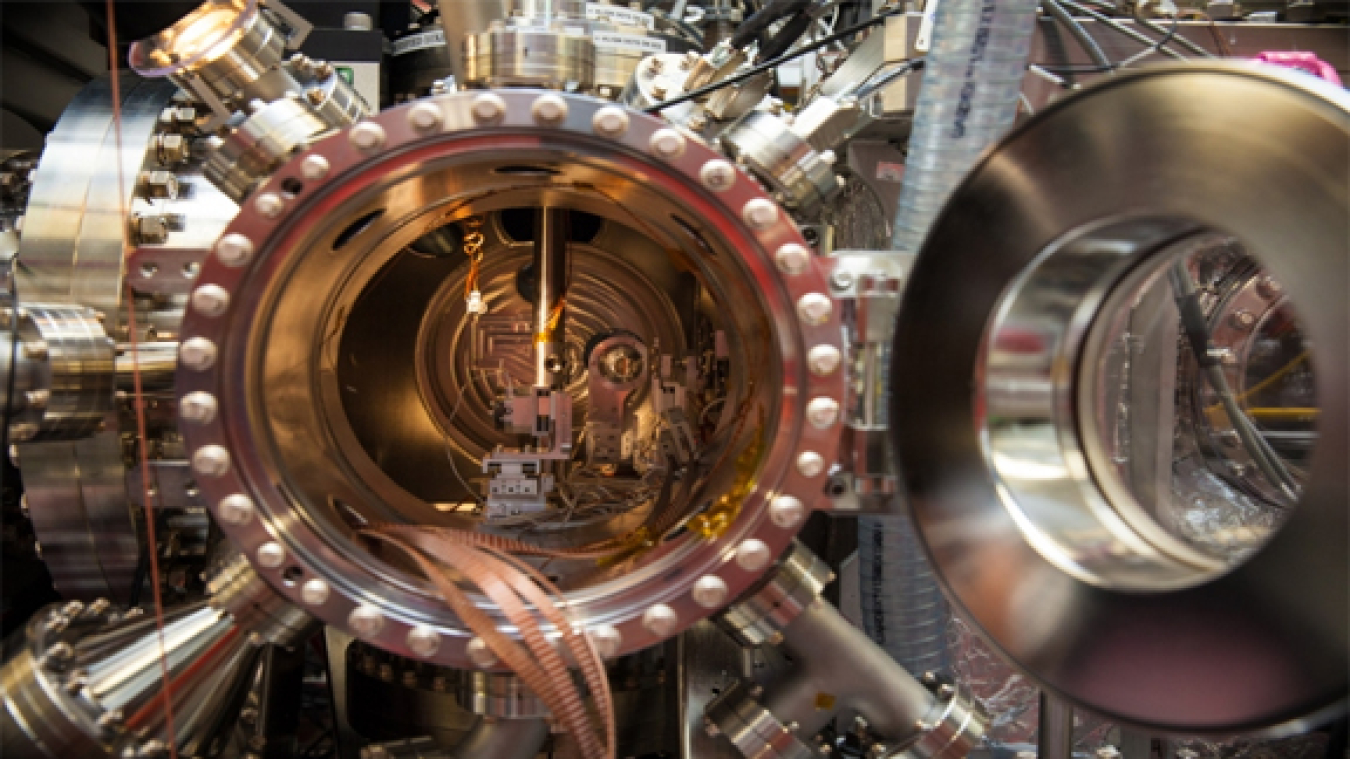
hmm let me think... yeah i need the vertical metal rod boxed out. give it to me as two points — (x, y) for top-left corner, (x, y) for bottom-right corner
(1038, 692), (1074, 759)
(532, 207), (569, 390)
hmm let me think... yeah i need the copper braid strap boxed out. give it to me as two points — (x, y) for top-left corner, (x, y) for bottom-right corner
(361, 529), (615, 759)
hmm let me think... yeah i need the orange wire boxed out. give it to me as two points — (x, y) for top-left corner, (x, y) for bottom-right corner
(105, 3), (180, 756)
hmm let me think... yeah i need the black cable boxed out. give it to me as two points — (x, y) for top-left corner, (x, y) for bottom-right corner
(853, 58), (925, 98)
(643, 5), (906, 114)
(1079, 0), (1216, 57)
(1169, 261), (1299, 505)
(1052, 0), (1187, 63)
(1131, 5), (1215, 57)
(1036, 9), (1178, 73)
(730, 0), (812, 49)
(1041, 0), (1115, 72)
(761, 12), (816, 59)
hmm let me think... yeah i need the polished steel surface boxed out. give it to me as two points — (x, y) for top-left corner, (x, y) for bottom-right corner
(458, 672), (549, 719)
(204, 95), (334, 202)
(465, 26), (595, 90)
(717, 540), (834, 646)
(451, 717), (550, 759)
(531, 207), (570, 389)
(13, 76), (180, 604)
(15, 75), (175, 315)
(678, 622), (749, 759)
(0, 596), (264, 759)
(3, 305), (115, 443)
(205, 554), (316, 647)
(890, 65), (1348, 731)
(175, 90), (846, 668)
(762, 598), (945, 744)
(704, 679), (815, 759)
(719, 111), (840, 216)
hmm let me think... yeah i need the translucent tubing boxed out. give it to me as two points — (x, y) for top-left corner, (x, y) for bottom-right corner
(889, 0), (1040, 254)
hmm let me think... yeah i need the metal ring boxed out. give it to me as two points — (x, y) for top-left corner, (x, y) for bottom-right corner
(176, 90), (845, 668)
(890, 64), (1347, 732)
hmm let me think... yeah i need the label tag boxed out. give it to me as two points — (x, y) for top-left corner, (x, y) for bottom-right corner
(592, 31), (666, 53)
(586, 3), (656, 29)
(392, 28), (446, 56)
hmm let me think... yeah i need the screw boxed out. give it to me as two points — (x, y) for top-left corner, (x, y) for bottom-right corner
(301, 155), (330, 181)
(806, 397), (840, 428)
(407, 102), (443, 132)
(735, 539), (773, 572)
(349, 606), (385, 638)
(775, 244), (811, 275)
(138, 170), (179, 199)
(700, 159), (736, 192)
(301, 578), (330, 605)
(650, 128), (686, 159)
(154, 134), (191, 165)
(467, 636), (498, 668)
(1256, 276), (1283, 300)
(592, 106), (630, 137)
(589, 624), (623, 658)
(769, 495), (806, 528)
(256, 542), (286, 568)
(642, 604), (679, 637)
(796, 451), (825, 477)
(471, 93), (506, 124)
(691, 575), (729, 608)
(254, 192), (285, 218)
(1230, 309), (1256, 330)
(531, 94), (569, 125)
(134, 215), (170, 245)
(796, 293), (833, 325)
(191, 445), (231, 477)
(215, 233), (255, 267)
(742, 198), (779, 230)
(191, 284), (231, 317)
(406, 626), (441, 657)
(830, 269), (855, 291)
(349, 122), (387, 152)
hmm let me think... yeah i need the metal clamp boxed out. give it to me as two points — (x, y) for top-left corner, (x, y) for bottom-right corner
(716, 541), (834, 646)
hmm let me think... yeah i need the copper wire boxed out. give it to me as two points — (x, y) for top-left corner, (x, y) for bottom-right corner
(362, 530), (617, 759)
(105, 3), (180, 755)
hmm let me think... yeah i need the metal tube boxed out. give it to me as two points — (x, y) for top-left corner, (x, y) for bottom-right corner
(1037, 693), (1074, 759)
(532, 207), (570, 390)
(453, 717), (550, 759)
(765, 598), (937, 740)
(115, 342), (179, 393)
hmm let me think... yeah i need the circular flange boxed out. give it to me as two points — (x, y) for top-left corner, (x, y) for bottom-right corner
(890, 64), (1347, 732)
(176, 90), (844, 669)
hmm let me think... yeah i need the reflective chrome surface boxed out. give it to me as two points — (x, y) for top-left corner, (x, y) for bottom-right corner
(891, 64), (1348, 731)
(175, 90), (846, 668)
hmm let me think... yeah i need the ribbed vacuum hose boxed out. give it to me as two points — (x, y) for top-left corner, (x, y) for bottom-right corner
(890, 0), (1039, 253)
(859, 513), (952, 675)
(863, 0), (1038, 675)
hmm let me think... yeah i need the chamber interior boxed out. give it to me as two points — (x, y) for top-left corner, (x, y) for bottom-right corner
(1081, 233), (1314, 569)
(249, 147), (782, 593)
(981, 218), (1317, 590)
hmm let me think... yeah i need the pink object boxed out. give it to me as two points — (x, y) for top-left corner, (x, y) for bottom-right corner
(1252, 51), (1344, 86)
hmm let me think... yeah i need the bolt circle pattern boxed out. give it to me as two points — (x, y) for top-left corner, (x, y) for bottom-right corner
(175, 91), (846, 669)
